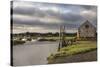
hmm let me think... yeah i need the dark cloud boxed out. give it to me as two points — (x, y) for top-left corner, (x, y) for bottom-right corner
(80, 5), (97, 10)
(60, 13), (84, 23)
(13, 7), (35, 15)
(13, 16), (79, 30)
(12, 1), (97, 33)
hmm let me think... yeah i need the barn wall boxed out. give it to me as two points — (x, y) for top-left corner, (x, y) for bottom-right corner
(79, 22), (96, 38)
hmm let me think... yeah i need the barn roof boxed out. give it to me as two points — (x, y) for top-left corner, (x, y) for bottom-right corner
(79, 20), (96, 29)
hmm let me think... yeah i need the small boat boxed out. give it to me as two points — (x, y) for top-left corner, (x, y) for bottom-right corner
(31, 39), (37, 42)
(22, 38), (27, 41)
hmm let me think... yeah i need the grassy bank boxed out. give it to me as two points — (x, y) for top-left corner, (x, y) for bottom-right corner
(47, 41), (97, 63)
(12, 40), (25, 45)
(38, 39), (56, 41)
(38, 36), (75, 41)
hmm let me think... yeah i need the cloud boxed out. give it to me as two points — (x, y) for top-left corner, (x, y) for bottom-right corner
(12, 1), (97, 33)
(80, 10), (97, 22)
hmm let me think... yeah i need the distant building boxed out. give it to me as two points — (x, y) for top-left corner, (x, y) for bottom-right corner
(78, 20), (96, 39)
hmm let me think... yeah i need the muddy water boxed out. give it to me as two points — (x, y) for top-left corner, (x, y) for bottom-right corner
(13, 41), (58, 66)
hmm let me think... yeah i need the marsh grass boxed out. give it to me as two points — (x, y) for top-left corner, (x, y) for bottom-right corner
(47, 41), (97, 63)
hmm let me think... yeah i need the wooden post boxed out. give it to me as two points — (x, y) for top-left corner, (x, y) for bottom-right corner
(58, 25), (66, 51)
(62, 25), (66, 47)
(58, 26), (62, 51)
(77, 31), (80, 40)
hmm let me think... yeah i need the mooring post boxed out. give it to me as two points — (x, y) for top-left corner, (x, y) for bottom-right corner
(58, 25), (62, 51)
(58, 25), (66, 51)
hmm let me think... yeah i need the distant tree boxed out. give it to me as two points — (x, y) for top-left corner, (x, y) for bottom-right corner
(54, 32), (59, 36)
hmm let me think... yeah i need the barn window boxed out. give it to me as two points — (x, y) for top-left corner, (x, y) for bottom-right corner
(85, 25), (89, 28)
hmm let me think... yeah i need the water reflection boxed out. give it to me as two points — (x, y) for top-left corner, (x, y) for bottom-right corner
(13, 41), (58, 66)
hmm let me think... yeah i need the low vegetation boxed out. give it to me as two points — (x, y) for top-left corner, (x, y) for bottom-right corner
(12, 40), (25, 45)
(47, 41), (97, 63)
(38, 38), (56, 41)
(37, 36), (75, 41)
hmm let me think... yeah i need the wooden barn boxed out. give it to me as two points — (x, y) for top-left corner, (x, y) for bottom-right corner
(77, 20), (96, 40)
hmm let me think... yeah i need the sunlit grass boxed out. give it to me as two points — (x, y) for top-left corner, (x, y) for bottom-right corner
(47, 41), (97, 63)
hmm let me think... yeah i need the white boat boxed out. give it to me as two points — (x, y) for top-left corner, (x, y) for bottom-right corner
(37, 37), (42, 40)
(22, 38), (27, 41)
(31, 39), (37, 42)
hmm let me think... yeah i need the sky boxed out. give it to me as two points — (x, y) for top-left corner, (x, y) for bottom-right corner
(11, 1), (97, 33)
